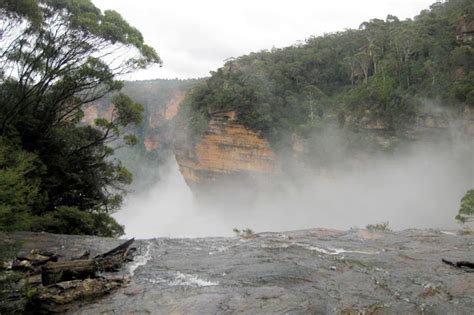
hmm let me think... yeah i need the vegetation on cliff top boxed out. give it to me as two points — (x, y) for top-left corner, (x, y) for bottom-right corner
(0, 0), (161, 236)
(178, 0), (473, 149)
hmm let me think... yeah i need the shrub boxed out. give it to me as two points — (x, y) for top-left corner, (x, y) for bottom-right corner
(455, 189), (474, 224)
(33, 206), (124, 237)
(366, 222), (391, 232)
(0, 140), (43, 232)
(233, 228), (255, 239)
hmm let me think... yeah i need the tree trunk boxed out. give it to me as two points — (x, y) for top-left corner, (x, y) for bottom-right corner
(94, 238), (135, 272)
(42, 260), (96, 286)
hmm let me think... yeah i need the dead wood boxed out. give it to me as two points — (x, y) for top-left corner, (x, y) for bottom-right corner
(442, 258), (474, 271)
(41, 260), (96, 286)
(41, 239), (135, 285)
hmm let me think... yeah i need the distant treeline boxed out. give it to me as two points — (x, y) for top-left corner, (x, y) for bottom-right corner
(179, 0), (473, 149)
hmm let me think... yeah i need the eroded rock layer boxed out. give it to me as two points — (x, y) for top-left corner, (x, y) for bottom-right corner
(175, 106), (474, 196)
(175, 111), (279, 192)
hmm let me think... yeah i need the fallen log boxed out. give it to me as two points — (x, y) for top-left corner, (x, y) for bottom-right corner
(41, 239), (135, 285)
(41, 260), (96, 286)
(95, 238), (135, 259)
(94, 238), (135, 272)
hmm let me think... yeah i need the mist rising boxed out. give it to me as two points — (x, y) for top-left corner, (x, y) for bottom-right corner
(114, 134), (473, 238)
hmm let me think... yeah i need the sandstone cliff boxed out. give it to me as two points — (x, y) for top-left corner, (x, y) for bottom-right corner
(143, 90), (186, 151)
(175, 110), (279, 194)
(79, 79), (197, 191)
(174, 105), (474, 196)
(82, 80), (194, 152)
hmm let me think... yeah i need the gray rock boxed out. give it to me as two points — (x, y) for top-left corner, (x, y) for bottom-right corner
(1, 229), (473, 314)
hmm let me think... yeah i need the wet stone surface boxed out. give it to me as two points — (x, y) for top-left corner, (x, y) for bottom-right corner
(2, 229), (474, 314)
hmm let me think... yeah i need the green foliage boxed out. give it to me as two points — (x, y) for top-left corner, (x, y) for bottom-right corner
(233, 228), (255, 239)
(180, 0), (473, 153)
(175, 82), (212, 143)
(366, 222), (392, 232)
(455, 189), (474, 223)
(34, 206), (124, 237)
(0, 0), (160, 237)
(0, 140), (44, 232)
(113, 94), (144, 126)
(0, 0), (42, 27)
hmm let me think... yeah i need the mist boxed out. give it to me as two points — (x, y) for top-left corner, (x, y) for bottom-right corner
(114, 129), (473, 239)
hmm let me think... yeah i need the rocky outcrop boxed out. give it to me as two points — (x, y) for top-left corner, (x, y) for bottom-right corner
(143, 90), (187, 151)
(82, 103), (113, 125)
(175, 105), (474, 196)
(2, 229), (474, 314)
(175, 111), (279, 194)
(456, 15), (474, 43)
(164, 91), (185, 120)
(81, 80), (194, 153)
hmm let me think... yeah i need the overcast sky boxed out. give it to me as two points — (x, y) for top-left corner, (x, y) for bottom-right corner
(93, 0), (437, 80)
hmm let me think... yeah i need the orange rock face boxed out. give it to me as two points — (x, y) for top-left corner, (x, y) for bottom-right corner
(81, 104), (114, 125)
(175, 111), (279, 191)
(82, 88), (188, 153)
(164, 91), (185, 120)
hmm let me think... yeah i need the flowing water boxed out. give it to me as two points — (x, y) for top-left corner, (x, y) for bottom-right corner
(67, 228), (474, 314)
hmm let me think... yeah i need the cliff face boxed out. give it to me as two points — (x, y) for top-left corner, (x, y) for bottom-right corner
(82, 103), (113, 125)
(143, 91), (187, 151)
(164, 91), (185, 120)
(175, 105), (474, 196)
(81, 80), (195, 153)
(175, 111), (279, 193)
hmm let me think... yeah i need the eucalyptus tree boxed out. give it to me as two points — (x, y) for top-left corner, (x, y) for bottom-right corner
(0, 0), (161, 236)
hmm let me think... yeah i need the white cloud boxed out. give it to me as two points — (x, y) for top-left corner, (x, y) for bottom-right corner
(92, 0), (437, 79)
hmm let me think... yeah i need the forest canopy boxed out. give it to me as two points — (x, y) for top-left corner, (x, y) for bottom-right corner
(179, 0), (473, 149)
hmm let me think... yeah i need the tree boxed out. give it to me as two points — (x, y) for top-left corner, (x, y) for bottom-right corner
(359, 18), (387, 76)
(456, 189), (474, 224)
(0, 0), (161, 236)
(0, 139), (43, 231)
(389, 21), (418, 88)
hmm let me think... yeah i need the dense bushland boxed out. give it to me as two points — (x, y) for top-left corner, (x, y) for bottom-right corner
(0, 0), (161, 236)
(179, 0), (473, 149)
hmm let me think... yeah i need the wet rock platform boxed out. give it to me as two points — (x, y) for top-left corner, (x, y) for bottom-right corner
(2, 229), (474, 314)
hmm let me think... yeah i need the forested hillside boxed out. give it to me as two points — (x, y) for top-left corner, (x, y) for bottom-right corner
(179, 0), (473, 152)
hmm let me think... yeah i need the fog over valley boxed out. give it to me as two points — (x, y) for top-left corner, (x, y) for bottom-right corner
(1, 0), (474, 313)
(116, 135), (473, 238)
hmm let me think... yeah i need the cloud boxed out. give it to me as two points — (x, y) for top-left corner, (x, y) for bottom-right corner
(92, 0), (436, 79)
